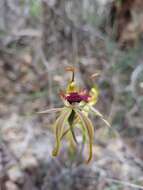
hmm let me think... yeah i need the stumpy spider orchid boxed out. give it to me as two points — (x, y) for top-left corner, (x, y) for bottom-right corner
(38, 66), (110, 163)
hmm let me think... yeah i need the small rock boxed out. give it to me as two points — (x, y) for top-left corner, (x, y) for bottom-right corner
(7, 165), (23, 183)
(5, 181), (19, 190)
(20, 154), (38, 169)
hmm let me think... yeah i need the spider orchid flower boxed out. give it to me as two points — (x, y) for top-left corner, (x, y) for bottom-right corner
(38, 66), (110, 163)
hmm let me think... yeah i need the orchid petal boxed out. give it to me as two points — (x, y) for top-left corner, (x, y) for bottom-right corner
(74, 109), (94, 163)
(52, 107), (72, 156)
(69, 124), (78, 144)
(68, 110), (78, 144)
(89, 85), (99, 106)
(60, 123), (78, 145)
(90, 106), (111, 128)
(37, 108), (62, 114)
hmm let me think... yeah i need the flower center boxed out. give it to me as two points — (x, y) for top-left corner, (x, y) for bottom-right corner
(65, 92), (90, 104)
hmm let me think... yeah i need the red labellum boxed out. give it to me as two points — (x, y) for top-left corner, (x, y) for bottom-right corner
(65, 92), (90, 104)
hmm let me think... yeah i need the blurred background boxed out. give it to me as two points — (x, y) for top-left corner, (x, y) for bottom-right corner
(0, 0), (143, 189)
